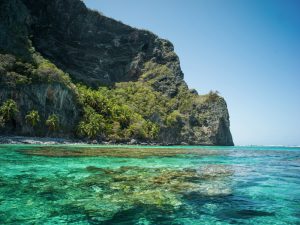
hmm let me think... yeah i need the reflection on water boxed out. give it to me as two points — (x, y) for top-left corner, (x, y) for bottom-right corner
(0, 145), (299, 224)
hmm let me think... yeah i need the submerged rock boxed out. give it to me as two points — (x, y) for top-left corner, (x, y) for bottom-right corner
(195, 182), (232, 197)
(197, 164), (234, 178)
(73, 164), (234, 220)
(21, 146), (224, 158)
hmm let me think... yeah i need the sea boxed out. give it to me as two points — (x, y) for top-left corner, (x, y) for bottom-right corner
(0, 145), (299, 224)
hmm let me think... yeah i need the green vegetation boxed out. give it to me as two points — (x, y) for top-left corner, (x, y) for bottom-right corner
(113, 82), (175, 118)
(46, 114), (59, 131)
(75, 74), (220, 142)
(207, 90), (220, 102)
(78, 107), (107, 138)
(0, 53), (72, 88)
(140, 61), (172, 82)
(165, 110), (183, 127)
(25, 110), (40, 127)
(0, 99), (19, 127)
(0, 116), (5, 128)
(77, 84), (160, 141)
(0, 54), (31, 86)
(35, 59), (72, 85)
(0, 52), (222, 142)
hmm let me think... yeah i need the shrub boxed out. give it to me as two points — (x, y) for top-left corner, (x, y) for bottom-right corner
(46, 114), (59, 131)
(25, 110), (40, 127)
(76, 84), (161, 141)
(140, 61), (172, 82)
(78, 107), (107, 138)
(0, 53), (72, 88)
(166, 110), (183, 127)
(111, 105), (132, 129)
(0, 99), (19, 122)
(0, 116), (5, 128)
(207, 90), (220, 102)
(35, 60), (72, 85)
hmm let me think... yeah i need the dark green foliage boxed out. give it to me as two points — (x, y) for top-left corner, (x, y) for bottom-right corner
(34, 59), (72, 85)
(76, 85), (160, 141)
(111, 105), (131, 129)
(0, 53), (72, 87)
(46, 114), (59, 131)
(75, 77), (221, 142)
(25, 110), (40, 127)
(0, 54), (32, 86)
(0, 99), (19, 125)
(126, 119), (160, 140)
(0, 50), (226, 143)
(0, 116), (5, 128)
(113, 82), (175, 119)
(78, 107), (107, 138)
(166, 110), (184, 127)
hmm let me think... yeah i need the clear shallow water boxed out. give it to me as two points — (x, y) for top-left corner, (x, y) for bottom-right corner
(0, 145), (299, 224)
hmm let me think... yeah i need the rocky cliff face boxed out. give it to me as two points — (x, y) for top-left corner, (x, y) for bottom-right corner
(0, 0), (233, 145)
(0, 83), (79, 136)
(23, 0), (185, 91)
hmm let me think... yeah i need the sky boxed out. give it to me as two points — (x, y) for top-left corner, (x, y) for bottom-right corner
(83, 0), (300, 146)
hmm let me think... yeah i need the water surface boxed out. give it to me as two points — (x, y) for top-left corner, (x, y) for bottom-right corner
(0, 145), (299, 224)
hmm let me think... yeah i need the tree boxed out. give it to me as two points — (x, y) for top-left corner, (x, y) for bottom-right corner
(111, 105), (132, 129)
(77, 107), (107, 138)
(25, 110), (40, 127)
(0, 99), (19, 122)
(166, 110), (183, 127)
(0, 116), (5, 128)
(46, 114), (59, 131)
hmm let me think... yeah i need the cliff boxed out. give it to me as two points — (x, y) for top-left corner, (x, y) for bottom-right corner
(0, 0), (233, 145)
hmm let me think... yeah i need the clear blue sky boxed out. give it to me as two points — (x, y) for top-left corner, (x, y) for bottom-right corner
(83, 0), (300, 146)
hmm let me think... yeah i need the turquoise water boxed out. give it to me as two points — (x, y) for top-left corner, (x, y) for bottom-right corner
(0, 145), (300, 224)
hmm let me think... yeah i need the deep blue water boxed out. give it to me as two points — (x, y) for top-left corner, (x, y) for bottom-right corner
(0, 145), (299, 224)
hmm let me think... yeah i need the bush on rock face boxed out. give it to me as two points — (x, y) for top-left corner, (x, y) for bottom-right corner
(0, 53), (73, 87)
(0, 116), (5, 128)
(207, 90), (220, 102)
(46, 114), (60, 131)
(25, 110), (40, 127)
(0, 99), (19, 125)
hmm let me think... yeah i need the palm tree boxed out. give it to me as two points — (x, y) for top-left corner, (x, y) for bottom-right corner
(25, 110), (40, 127)
(46, 114), (59, 131)
(0, 116), (5, 128)
(0, 99), (19, 121)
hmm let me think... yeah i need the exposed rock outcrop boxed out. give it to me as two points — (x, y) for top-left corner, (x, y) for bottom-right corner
(23, 0), (185, 91)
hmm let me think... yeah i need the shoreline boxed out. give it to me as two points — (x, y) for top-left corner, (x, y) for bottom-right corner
(0, 136), (165, 146)
(0, 136), (84, 145)
(0, 135), (220, 146)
